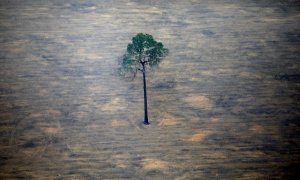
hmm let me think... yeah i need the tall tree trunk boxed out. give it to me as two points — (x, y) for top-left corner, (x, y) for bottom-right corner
(142, 63), (149, 125)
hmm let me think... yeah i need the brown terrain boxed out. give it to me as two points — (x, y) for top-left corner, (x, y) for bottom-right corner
(0, 0), (299, 179)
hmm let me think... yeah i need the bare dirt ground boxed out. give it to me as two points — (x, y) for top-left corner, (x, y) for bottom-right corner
(0, 0), (299, 179)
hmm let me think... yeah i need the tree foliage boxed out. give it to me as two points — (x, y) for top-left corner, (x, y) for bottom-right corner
(119, 33), (168, 78)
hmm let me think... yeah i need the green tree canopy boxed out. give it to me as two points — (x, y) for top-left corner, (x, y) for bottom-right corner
(119, 33), (168, 78)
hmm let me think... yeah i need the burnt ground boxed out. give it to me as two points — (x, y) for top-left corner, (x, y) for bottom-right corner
(0, 0), (300, 179)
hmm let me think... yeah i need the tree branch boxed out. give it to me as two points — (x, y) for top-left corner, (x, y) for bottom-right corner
(140, 55), (149, 64)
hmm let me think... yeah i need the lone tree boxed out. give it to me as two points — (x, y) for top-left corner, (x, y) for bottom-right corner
(119, 33), (168, 125)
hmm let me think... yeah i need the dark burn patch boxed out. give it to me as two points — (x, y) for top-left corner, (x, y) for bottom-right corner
(202, 30), (215, 37)
(216, 96), (237, 108)
(274, 74), (300, 81)
(153, 81), (176, 89)
(0, 155), (9, 167)
(22, 140), (38, 148)
(285, 32), (300, 44)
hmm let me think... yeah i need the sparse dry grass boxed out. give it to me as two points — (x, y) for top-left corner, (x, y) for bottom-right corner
(142, 158), (169, 171)
(111, 119), (128, 127)
(188, 131), (212, 142)
(239, 71), (262, 79)
(184, 95), (214, 109)
(42, 127), (61, 136)
(101, 97), (126, 112)
(158, 114), (177, 126)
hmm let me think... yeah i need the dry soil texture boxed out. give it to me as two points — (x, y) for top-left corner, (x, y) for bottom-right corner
(0, 0), (300, 179)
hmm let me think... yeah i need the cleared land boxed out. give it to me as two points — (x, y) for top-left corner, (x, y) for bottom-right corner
(0, 0), (299, 179)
